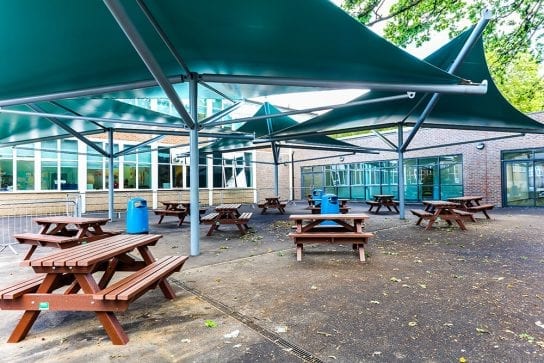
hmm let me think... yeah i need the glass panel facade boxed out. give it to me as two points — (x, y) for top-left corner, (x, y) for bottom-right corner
(60, 140), (78, 190)
(503, 148), (544, 207)
(213, 152), (251, 188)
(301, 155), (462, 202)
(87, 143), (104, 190)
(15, 145), (35, 191)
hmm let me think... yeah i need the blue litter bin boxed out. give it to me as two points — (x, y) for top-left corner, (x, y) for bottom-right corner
(126, 197), (149, 234)
(312, 188), (323, 207)
(320, 193), (339, 225)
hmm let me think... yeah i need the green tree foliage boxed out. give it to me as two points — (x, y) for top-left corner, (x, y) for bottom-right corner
(490, 52), (544, 112)
(341, 0), (544, 112)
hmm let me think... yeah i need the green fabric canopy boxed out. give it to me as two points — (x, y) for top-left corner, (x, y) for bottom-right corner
(0, 99), (245, 146)
(198, 103), (365, 154)
(0, 0), (478, 107)
(271, 29), (544, 139)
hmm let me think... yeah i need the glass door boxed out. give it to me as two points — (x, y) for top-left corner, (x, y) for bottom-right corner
(504, 161), (532, 206)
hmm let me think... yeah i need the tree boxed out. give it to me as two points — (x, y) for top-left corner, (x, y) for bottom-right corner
(341, 0), (543, 77)
(341, 0), (544, 111)
(490, 51), (544, 112)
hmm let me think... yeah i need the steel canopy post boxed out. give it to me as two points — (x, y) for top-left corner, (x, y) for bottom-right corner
(397, 125), (406, 219)
(189, 75), (200, 256)
(103, 0), (195, 129)
(108, 129), (115, 221)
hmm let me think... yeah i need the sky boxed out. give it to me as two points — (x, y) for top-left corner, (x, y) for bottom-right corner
(248, 0), (448, 117)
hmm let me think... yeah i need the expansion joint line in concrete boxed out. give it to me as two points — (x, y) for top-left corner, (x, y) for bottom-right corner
(172, 279), (325, 363)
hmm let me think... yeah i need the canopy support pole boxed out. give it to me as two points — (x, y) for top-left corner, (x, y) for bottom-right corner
(206, 94), (411, 128)
(108, 129), (115, 221)
(199, 74), (488, 95)
(26, 104), (109, 157)
(397, 125), (406, 219)
(372, 130), (398, 150)
(103, 0), (196, 129)
(114, 135), (165, 158)
(400, 9), (492, 152)
(189, 74), (200, 256)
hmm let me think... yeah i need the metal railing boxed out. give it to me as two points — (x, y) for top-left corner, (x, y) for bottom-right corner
(0, 196), (80, 255)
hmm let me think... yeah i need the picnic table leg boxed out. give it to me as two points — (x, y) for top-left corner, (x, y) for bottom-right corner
(375, 205), (382, 214)
(76, 274), (129, 345)
(455, 218), (467, 231)
(236, 223), (247, 236)
(415, 217), (424, 226)
(482, 210), (491, 219)
(425, 218), (437, 230)
(357, 244), (366, 262)
(177, 214), (185, 227)
(22, 245), (37, 261)
(157, 215), (165, 224)
(7, 273), (60, 342)
(261, 207), (267, 215)
(137, 246), (177, 299)
(206, 223), (217, 236)
(296, 244), (303, 261)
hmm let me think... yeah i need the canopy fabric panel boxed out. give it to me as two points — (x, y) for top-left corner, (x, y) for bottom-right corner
(0, 98), (238, 146)
(272, 29), (544, 138)
(0, 0), (471, 105)
(198, 103), (361, 154)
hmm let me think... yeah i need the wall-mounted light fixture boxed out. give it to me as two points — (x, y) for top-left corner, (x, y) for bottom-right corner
(476, 142), (485, 150)
(339, 156), (345, 162)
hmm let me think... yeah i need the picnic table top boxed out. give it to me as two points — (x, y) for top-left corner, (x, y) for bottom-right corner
(22, 233), (162, 269)
(422, 200), (459, 207)
(373, 194), (394, 198)
(447, 196), (483, 202)
(289, 213), (369, 220)
(33, 216), (110, 225)
(215, 203), (241, 210)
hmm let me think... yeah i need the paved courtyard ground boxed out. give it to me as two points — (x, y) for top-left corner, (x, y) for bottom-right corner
(0, 201), (543, 362)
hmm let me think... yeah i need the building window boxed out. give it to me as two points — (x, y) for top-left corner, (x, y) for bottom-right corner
(503, 148), (544, 207)
(213, 152), (252, 188)
(300, 155), (462, 202)
(122, 145), (151, 189)
(0, 147), (13, 191)
(87, 142), (119, 190)
(41, 140), (58, 190)
(157, 147), (171, 189)
(15, 145), (35, 191)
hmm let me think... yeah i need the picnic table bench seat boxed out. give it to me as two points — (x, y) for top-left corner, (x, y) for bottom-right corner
(94, 255), (188, 305)
(13, 233), (83, 247)
(154, 209), (187, 226)
(201, 212), (220, 222)
(466, 204), (494, 219)
(410, 209), (434, 226)
(452, 209), (476, 222)
(0, 274), (76, 300)
(201, 212), (253, 236)
(288, 231), (374, 262)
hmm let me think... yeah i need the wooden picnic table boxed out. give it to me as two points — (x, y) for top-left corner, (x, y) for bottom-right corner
(201, 204), (252, 236)
(288, 213), (373, 261)
(14, 216), (119, 260)
(0, 234), (188, 345)
(366, 194), (399, 214)
(411, 201), (470, 230)
(447, 196), (494, 219)
(154, 201), (187, 226)
(258, 196), (287, 214)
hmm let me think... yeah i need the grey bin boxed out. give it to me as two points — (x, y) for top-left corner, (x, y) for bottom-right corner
(126, 197), (149, 234)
